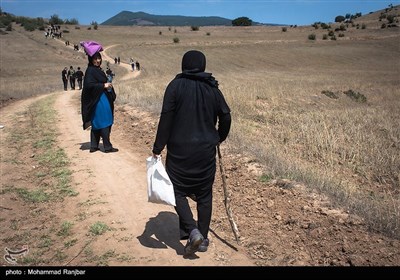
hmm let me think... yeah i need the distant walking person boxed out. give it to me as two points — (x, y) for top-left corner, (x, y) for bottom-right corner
(67, 66), (76, 90)
(75, 67), (84, 90)
(61, 67), (68, 91)
(105, 67), (115, 80)
(130, 58), (135, 71)
(152, 50), (231, 255)
(80, 40), (118, 153)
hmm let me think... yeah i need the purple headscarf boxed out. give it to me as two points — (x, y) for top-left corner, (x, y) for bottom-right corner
(80, 41), (103, 57)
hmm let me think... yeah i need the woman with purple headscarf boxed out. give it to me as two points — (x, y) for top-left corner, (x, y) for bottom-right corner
(80, 41), (118, 153)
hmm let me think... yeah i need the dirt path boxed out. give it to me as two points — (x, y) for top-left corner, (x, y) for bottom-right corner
(0, 42), (253, 265)
(47, 44), (253, 266)
(103, 45), (140, 81)
(52, 85), (253, 265)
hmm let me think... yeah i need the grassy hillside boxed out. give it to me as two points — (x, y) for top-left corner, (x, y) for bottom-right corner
(1, 5), (399, 237)
(101, 11), (233, 26)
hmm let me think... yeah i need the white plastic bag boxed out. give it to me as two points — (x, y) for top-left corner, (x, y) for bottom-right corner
(146, 156), (176, 206)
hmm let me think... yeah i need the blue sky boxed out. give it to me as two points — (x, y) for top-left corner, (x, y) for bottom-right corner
(1, 0), (398, 26)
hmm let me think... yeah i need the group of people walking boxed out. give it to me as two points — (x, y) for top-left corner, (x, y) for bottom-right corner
(129, 58), (140, 71)
(70, 39), (232, 257)
(61, 66), (84, 91)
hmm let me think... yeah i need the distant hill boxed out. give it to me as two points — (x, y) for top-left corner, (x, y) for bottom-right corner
(101, 11), (272, 26)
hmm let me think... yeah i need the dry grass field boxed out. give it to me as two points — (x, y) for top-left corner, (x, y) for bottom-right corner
(1, 6), (400, 266)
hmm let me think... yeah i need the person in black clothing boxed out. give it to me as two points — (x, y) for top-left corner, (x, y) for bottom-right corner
(81, 50), (118, 153)
(75, 67), (84, 90)
(105, 67), (115, 82)
(152, 50), (231, 255)
(61, 67), (68, 91)
(67, 66), (76, 90)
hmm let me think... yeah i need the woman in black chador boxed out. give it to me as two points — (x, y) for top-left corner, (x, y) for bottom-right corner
(152, 50), (231, 255)
(81, 43), (118, 153)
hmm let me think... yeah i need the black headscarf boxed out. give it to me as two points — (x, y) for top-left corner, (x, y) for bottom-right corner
(175, 50), (219, 88)
(181, 50), (206, 72)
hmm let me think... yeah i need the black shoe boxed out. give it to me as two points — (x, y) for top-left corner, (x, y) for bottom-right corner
(184, 229), (204, 255)
(90, 147), (100, 153)
(104, 148), (119, 153)
(198, 238), (209, 252)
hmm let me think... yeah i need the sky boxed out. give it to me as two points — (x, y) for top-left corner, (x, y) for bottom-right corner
(1, 0), (399, 26)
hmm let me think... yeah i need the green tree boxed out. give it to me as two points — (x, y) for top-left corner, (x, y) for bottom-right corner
(65, 18), (79, 25)
(49, 14), (63, 25)
(232, 17), (252, 26)
(335, 15), (345, 23)
(0, 12), (13, 28)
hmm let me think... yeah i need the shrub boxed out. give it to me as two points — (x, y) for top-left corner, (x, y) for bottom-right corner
(321, 90), (339, 99)
(344, 89), (367, 103)
(23, 21), (36, 31)
(190, 26), (199, 31)
(89, 222), (109, 235)
(308, 33), (316, 40)
(173, 37), (179, 43)
(387, 14), (395, 24)
(0, 13), (13, 27)
(282, 27), (287, 32)
(321, 23), (330, 29)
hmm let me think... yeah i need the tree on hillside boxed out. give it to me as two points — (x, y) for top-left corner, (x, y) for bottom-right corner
(49, 14), (63, 25)
(91, 21), (98, 30)
(335, 15), (345, 23)
(232, 17), (252, 26)
(65, 18), (79, 25)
